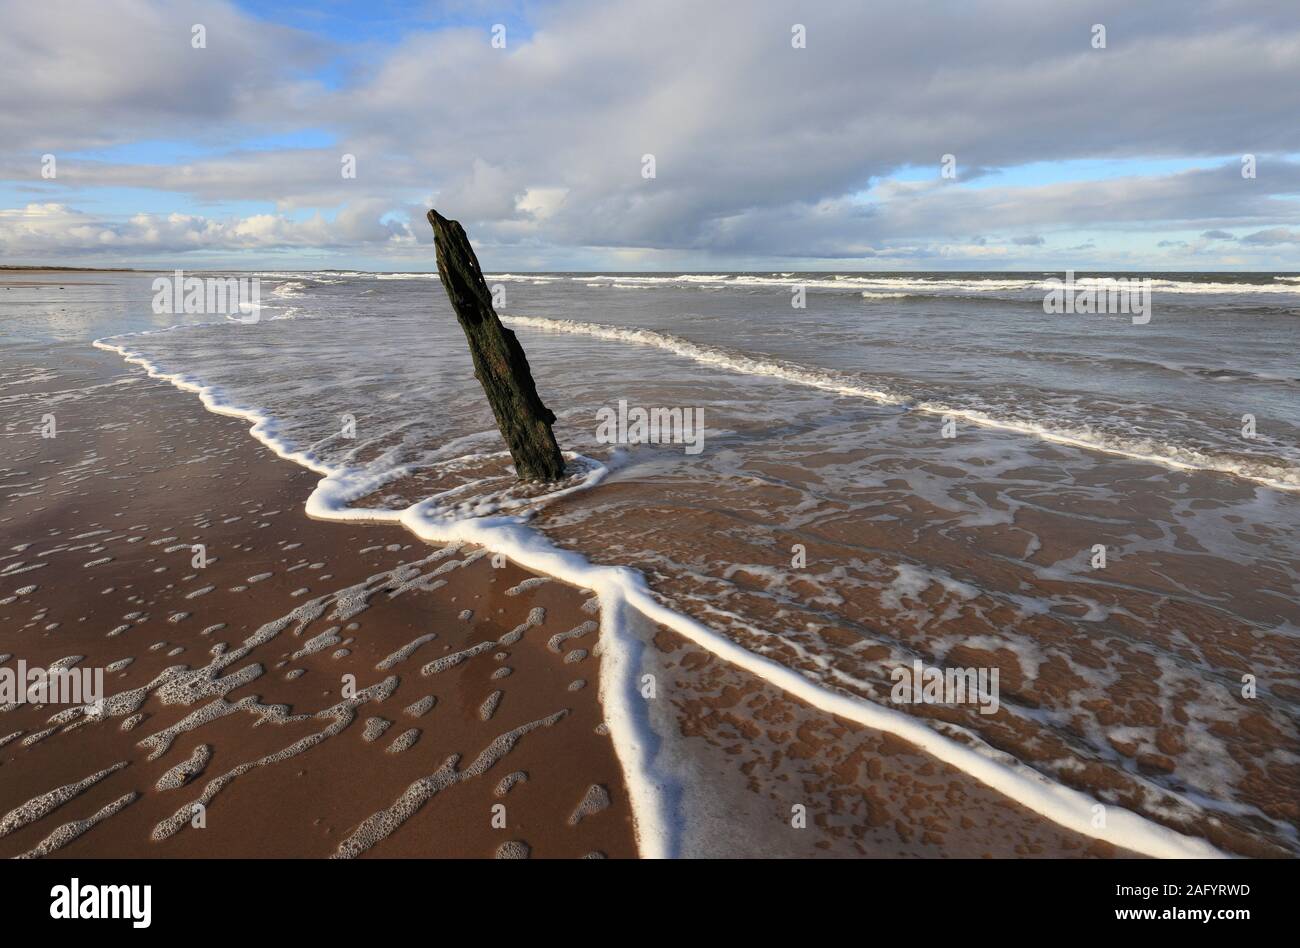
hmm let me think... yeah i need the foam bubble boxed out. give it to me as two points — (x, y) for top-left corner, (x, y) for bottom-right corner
(478, 691), (503, 721)
(404, 695), (436, 718)
(386, 728), (420, 754)
(377, 633), (437, 670)
(494, 771), (527, 797)
(494, 840), (530, 858)
(568, 784), (611, 826)
(156, 744), (212, 791)
(0, 761), (129, 839)
(15, 791), (139, 859)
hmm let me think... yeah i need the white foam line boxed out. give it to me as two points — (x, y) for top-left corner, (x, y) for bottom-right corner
(299, 498), (1227, 860)
(503, 314), (1300, 492)
(570, 273), (1300, 294)
(93, 327), (1227, 859)
(614, 579), (1225, 859)
(504, 314), (907, 405)
(93, 329), (409, 503)
(368, 506), (1225, 859)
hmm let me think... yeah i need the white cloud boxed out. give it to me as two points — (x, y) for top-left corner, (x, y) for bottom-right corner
(2, 0), (1299, 266)
(0, 0), (327, 152)
(0, 203), (414, 256)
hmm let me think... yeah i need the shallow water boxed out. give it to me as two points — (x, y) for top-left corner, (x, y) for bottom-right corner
(6, 268), (1299, 855)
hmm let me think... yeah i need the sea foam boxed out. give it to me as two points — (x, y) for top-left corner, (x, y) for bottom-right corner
(92, 323), (1233, 860)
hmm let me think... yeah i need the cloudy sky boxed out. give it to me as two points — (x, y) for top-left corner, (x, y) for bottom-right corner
(1, 0), (1298, 270)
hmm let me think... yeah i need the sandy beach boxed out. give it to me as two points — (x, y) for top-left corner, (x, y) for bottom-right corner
(1, 346), (635, 858)
(0, 344), (1174, 859)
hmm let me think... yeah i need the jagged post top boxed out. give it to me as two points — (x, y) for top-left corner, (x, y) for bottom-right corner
(427, 208), (567, 482)
(428, 208), (493, 322)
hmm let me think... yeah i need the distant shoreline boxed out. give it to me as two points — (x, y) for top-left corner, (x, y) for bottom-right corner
(0, 265), (137, 272)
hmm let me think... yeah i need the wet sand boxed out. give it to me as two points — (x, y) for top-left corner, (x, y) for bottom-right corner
(0, 348), (633, 858)
(2, 347), (1157, 858)
(537, 448), (1297, 858)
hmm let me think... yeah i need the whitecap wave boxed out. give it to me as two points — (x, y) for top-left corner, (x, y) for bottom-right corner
(504, 314), (1300, 491)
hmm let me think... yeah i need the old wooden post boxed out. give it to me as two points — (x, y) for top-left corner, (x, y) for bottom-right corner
(427, 208), (567, 482)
